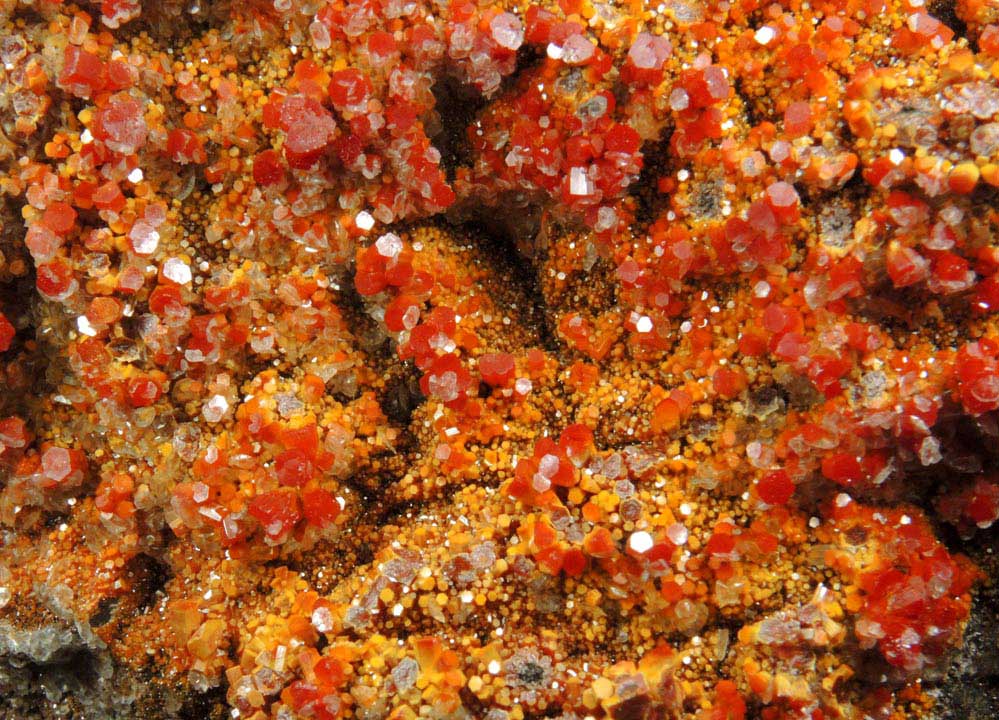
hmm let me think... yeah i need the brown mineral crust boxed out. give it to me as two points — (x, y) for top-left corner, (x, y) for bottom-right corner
(2, 0), (999, 718)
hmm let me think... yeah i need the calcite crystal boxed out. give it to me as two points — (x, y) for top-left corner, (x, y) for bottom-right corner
(1, 0), (999, 718)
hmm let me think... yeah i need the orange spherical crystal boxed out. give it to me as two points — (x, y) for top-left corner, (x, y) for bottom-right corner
(651, 397), (681, 433)
(711, 366), (747, 399)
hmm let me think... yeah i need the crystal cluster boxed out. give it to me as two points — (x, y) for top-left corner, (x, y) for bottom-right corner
(1, 0), (999, 718)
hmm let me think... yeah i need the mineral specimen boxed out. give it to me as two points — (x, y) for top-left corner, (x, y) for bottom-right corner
(1, 0), (999, 718)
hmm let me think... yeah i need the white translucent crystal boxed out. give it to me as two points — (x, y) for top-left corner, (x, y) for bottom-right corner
(402, 306), (420, 330)
(144, 202), (167, 226)
(428, 371), (459, 402)
(309, 20), (331, 50)
(203, 394), (229, 422)
(628, 31), (671, 69)
(970, 122), (999, 157)
(594, 206), (617, 231)
(428, 332), (455, 353)
(489, 12), (524, 51)
(311, 606), (334, 633)
(561, 34), (594, 64)
(192, 482), (210, 503)
(76, 315), (97, 337)
(538, 453), (559, 478)
(666, 523), (689, 545)
(754, 26), (775, 45)
(392, 657), (419, 691)
(918, 436), (942, 466)
(531, 473), (551, 493)
(41, 448), (72, 483)
(569, 166), (591, 196)
(222, 516), (240, 539)
(130, 221), (159, 255)
(375, 232), (403, 258)
(628, 530), (654, 554)
(163, 257), (192, 284)
(355, 210), (375, 231)
(668, 87), (689, 111)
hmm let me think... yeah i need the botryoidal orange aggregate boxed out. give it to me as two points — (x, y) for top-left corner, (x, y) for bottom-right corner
(2, 0), (999, 717)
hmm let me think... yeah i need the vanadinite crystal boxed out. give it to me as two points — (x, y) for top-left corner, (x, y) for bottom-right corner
(2, 0), (999, 718)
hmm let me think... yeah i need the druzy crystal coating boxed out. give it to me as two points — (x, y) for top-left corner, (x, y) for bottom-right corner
(2, 0), (999, 718)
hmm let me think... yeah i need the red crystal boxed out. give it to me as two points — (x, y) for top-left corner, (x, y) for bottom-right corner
(58, 46), (106, 97)
(757, 470), (795, 505)
(166, 128), (207, 164)
(328, 69), (372, 111)
(249, 489), (301, 541)
(126, 376), (161, 408)
(479, 352), (516, 386)
(276, 448), (314, 487)
(420, 354), (472, 405)
(280, 95), (337, 168)
(36, 260), (76, 300)
(92, 181), (126, 212)
(0, 313), (14, 352)
(94, 97), (148, 155)
(302, 488), (341, 528)
(41, 202), (77, 235)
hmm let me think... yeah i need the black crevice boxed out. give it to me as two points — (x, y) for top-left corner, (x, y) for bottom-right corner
(335, 265), (396, 363)
(733, 76), (762, 129)
(125, 552), (173, 614)
(452, 214), (559, 353)
(379, 366), (425, 426)
(928, 0), (970, 41)
(88, 597), (118, 628)
(177, 683), (229, 720)
(430, 73), (487, 183)
(430, 43), (547, 183)
(628, 131), (674, 229)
